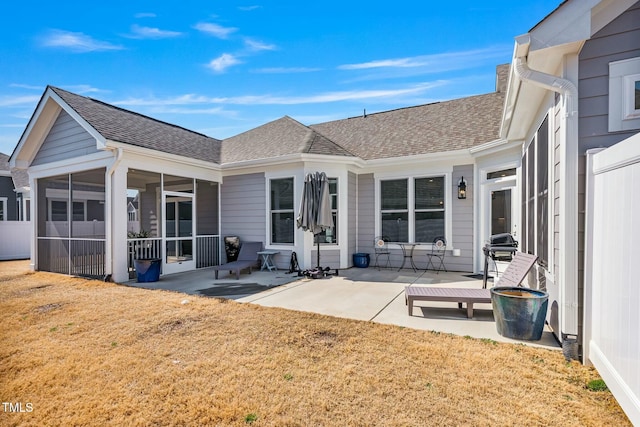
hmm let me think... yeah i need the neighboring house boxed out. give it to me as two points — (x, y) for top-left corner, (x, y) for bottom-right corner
(9, 65), (510, 283)
(500, 0), (640, 363)
(0, 152), (29, 221)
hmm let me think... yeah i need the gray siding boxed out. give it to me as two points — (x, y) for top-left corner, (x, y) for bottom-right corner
(32, 110), (98, 166)
(220, 173), (272, 264)
(357, 173), (375, 259)
(449, 165), (473, 272)
(311, 249), (340, 269)
(347, 172), (357, 266)
(0, 176), (18, 220)
(578, 1), (640, 152)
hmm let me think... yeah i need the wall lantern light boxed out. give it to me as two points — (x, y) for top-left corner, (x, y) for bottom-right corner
(457, 177), (467, 199)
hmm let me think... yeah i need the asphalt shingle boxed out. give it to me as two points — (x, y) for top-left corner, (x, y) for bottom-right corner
(310, 91), (505, 160)
(221, 116), (354, 163)
(50, 87), (222, 164)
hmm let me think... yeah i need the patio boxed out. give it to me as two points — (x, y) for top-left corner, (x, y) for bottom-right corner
(125, 266), (560, 350)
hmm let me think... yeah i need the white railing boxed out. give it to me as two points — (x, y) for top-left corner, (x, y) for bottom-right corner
(126, 235), (220, 278)
(584, 136), (640, 425)
(127, 238), (162, 279)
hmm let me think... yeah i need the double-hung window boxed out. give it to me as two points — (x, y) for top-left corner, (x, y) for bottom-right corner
(414, 177), (445, 242)
(380, 176), (445, 243)
(270, 178), (294, 244)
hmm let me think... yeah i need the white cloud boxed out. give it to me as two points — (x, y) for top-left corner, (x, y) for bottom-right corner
(134, 12), (157, 18)
(0, 95), (41, 107)
(194, 22), (238, 39)
(59, 85), (105, 94)
(253, 67), (321, 74)
(40, 29), (124, 52)
(243, 38), (276, 51)
(9, 84), (43, 91)
(238, 6), (261, 11)
(339, 46), (509, 72)
(114, 82), (443, 107)
(127, 24), (182, 39)
(206, 54), (242, 72)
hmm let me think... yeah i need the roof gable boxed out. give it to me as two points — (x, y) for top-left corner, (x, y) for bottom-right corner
(221, 116), (354, 163)
(50, 87), (222, 164)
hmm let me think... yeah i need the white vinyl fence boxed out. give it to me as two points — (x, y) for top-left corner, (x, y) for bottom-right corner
(0, 221), (31, 260)
(584, 134), (640, 425)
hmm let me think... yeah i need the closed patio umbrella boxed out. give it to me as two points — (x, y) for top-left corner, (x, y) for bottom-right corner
(297, 172), (334, 269)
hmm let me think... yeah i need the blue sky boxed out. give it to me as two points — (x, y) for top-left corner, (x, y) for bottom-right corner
(0, 1), (560, 156)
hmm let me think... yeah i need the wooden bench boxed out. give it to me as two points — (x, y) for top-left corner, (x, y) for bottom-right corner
(405, 286), (491, 318)
(405, 252), (539, 318)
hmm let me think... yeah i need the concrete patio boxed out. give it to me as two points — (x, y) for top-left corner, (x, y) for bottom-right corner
(125, 265), (560, 350)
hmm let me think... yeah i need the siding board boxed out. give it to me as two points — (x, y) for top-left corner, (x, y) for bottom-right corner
(32, 110), (98, 166)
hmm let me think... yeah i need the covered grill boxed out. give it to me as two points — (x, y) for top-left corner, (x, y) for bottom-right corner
(482, 233), (519, 288)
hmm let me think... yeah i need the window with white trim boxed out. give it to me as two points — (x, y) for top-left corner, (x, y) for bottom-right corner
(609, 57), (640, 131)
(380, 176), (445, 243)
(270, 178), (294, 244)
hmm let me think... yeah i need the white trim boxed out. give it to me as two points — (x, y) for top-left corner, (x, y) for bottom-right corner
(374, 170), (452, 248)
(265, 174), (297, 250)
(609, 57), (640, 132)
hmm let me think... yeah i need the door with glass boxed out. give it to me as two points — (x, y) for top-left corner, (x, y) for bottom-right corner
(164, 192), (194, 274)
(491, 189), (514, 236)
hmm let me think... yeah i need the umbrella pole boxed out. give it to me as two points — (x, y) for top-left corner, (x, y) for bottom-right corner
(316, 233), (320, 268)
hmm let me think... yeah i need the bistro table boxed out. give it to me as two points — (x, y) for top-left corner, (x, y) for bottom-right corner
(398, 243), (418, 272)
(257, 250), (280, 272)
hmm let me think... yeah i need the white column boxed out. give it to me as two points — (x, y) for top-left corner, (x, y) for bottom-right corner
(111, 167), (129, 282)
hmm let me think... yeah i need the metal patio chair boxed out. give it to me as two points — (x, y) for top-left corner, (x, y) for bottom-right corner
(373, 236), (391, 270)
(426, 236), (447, 273)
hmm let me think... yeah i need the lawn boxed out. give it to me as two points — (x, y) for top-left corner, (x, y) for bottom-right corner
(0, 261), (630, 426)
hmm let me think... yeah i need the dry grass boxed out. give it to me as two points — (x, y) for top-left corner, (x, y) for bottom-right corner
(0, 261), (630, 426)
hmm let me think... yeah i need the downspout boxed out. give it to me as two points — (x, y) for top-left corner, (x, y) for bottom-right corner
(514, 41), (580, 357)
(104, 147), (123, 280)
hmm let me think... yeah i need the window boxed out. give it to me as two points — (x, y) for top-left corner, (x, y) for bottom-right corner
(270, 178), (294, 244)
(521, 116), (549, 267)
(0, 197), (6, 221)
(381, 179), (408, 242)
(487, 168), (516, 180)
(609, 57), (640, 131)
(317, 178), (338, 244)
(414, 177), (445, 243)
(380, 176), (445, 243)
(51, 200), (68, 221)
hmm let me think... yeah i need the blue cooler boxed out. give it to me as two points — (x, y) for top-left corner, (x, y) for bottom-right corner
(134, 258), (161, 282)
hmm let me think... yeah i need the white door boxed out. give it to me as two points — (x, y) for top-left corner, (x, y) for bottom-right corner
(163, 192), (195, 274)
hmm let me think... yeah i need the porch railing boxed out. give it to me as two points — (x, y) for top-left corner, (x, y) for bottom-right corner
(127, 235), (220, 278)
(37, 237), (106, 279)
(127, 238), (162, 279)
(196, 235), (220, 268)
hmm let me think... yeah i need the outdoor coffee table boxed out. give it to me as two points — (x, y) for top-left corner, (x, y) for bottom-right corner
(257, 250), (279, 272)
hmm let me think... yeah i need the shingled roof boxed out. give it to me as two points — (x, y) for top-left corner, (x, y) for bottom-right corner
(1, 152), (29, 188)
(50, 87), (222, 163)
(310, 91), (505, 160)
(221, 116), (355, 163)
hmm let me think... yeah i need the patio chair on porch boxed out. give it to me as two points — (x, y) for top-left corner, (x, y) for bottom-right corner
(212, 241), (263, 280)
(373, 236), (391, 270)
(426, 236), (447, 273)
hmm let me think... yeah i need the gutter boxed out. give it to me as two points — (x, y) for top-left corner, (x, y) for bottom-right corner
(104, 147), (123, 280)
(513, 35), (580, 351)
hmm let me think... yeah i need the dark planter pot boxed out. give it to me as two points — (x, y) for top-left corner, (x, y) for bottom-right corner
(491, 287), (549, 341)
(352, 253), (370, 268)
(134, 258), (161, 283)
